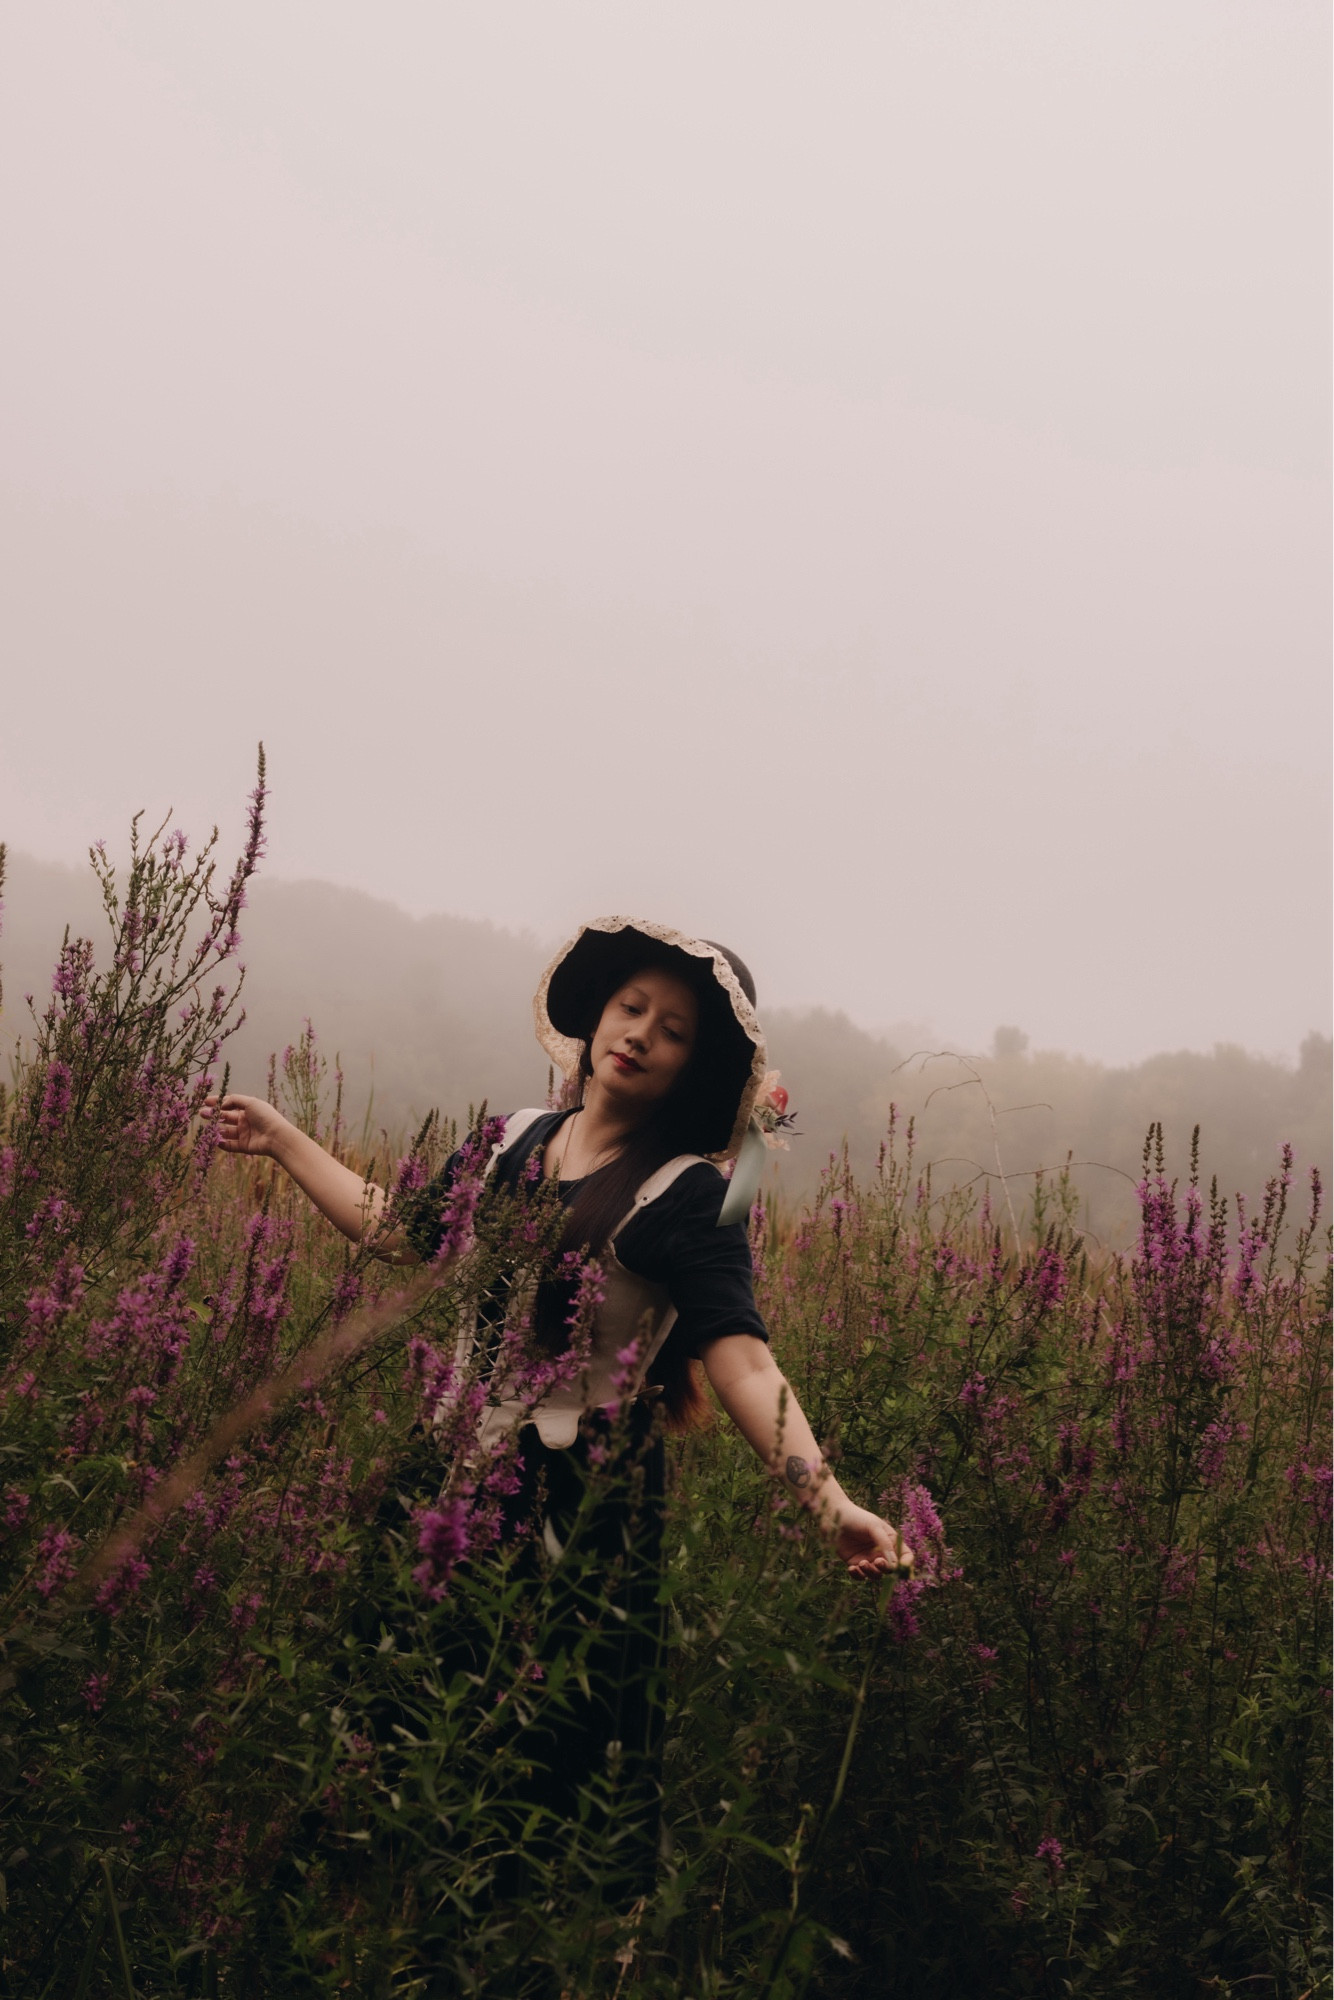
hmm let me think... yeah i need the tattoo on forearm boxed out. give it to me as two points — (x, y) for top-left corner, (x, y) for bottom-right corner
(785, 1455), (812, 1490)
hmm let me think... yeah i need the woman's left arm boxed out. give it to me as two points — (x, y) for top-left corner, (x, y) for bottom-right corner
(700, 1334), (914, 1580)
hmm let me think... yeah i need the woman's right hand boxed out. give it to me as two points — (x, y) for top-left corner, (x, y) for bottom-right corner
(202, 1095), (393, 1249)
(201, 1093), (291, 1160)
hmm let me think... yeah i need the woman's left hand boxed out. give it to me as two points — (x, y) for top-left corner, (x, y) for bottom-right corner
(699, 1340), (919, 1582)
(834, 1506), (915, 1581)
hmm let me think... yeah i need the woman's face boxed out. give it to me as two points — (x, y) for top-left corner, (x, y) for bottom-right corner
(587, 967), (699, 1117)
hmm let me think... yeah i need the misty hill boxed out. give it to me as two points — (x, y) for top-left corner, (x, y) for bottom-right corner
(3, 852), (1329, 1248)
(1, 854), (554, 1137)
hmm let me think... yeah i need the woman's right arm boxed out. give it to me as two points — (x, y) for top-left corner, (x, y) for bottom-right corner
(202, 1094), (417, 1261)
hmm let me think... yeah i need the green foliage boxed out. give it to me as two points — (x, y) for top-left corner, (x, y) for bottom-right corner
(0, 804), (1328, 1997)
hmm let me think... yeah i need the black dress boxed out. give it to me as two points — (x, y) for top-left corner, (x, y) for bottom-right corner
(402, 1110), (769, 1899)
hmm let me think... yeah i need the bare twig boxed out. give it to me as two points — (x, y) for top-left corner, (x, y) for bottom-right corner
(892, 1050), (1024, 1251)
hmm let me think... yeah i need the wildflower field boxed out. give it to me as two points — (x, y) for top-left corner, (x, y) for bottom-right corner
(0, 791), (1329, 1998)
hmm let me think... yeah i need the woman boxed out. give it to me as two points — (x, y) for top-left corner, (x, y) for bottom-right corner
(207, 917), (912, 1894)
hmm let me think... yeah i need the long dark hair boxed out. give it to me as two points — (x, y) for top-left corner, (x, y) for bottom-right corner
(551, 941), (756, 1429)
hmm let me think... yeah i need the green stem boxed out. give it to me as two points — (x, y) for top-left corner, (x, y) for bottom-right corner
(757, 1572), (892, 2000)
(71, 1902), (107, 2000)
(99, 1857), (137, 2000)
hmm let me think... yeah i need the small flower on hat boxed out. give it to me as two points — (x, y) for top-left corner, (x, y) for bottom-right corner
(754, 1071), (798, 1151)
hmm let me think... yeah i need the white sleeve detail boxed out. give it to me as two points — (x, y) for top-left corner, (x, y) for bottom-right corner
(496, 1109), (551, 1160)
(612, 1153), (710, 1236)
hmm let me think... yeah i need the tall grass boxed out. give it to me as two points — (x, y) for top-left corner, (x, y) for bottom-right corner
(0, 791), (1328, 1997)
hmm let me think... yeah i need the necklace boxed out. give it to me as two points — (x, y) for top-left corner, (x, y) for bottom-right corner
(555, 1109), (620, 1181)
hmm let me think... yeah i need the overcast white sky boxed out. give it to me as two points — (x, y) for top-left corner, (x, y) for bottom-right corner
(1, 2), (1328, 1062)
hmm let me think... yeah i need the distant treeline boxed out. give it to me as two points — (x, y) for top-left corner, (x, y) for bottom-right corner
(4, 853), (1329, 1248)
(775, 1007), (1330, 1249)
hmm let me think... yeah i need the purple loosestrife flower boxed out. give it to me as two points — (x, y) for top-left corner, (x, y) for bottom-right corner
(25, 1195), (74, 1243)
(427, 1114), (506, 1265)
(431, 1176), (483, 1265)
(564, 1251), (606, 1342)
(162, 1234), (194, 1289)
(886, 1482), (957, 1641)
(430, 1374), (491, 1459)
(64, 1394), (107, 1456)
(1198, 1332), (1236, 1384)
(115, 902), (143, 977)
(1030, 1243), (1066, 1310)
(51, 936), (94, 1003)
(886, 1576), (926, 1644)
(231, 1216), (294, 1370)
(602, 1334), (646, 1418)
(1161, 1547), (1201, 1602)
(405, 1335), (459, 1427)
(188, 1109), (223, 1191)
(972, 1643), (999, 1692)
(502, 1331), (587, 1424)
(1197, 1415), (1241, 1488)
(392, 1152), (427, 1202)
(181, 1458), (249, 1539)
(413, 1497), (473, 1601)
(329, 1268), (363, 1325)
(480, 1440), (525, 1501)
(3, 1370), (40, 1407)
(2, 1489), (31, 1536)
(87, 1237), (195, 1386)
(94, 1552), (152, 1618)
(1133, 1169), (1230, 1359)
(1232, 1195), (1266, 1303)
(1036, 1835), (1065, 1880)
(206, 760), (268, 964)
(902, 1482), (948, 1584)
(24, 1254), (87, 1339)
(229, 1591), (264, 1633)
(34, 1525), (78, 1599)
(978, 1390), (1032, 1485)
(82, 1672), (110, 1714)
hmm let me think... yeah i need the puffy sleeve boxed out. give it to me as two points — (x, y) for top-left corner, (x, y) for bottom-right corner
(615, 1162), (769, 1355)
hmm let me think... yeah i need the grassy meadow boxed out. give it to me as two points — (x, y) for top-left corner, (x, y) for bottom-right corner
(0, 802), (1328, 1998)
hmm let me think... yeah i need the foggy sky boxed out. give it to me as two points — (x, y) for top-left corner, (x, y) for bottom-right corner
(1, 2), (1329, 1064)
